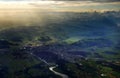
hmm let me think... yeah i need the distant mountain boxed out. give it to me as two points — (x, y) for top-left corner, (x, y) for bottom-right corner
(0, 11), (119, 44)
(71, 38), (113, 48)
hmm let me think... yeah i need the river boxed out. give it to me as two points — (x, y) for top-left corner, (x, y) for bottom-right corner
(30, 52), (69, 78)
(49, 66), (69, 78)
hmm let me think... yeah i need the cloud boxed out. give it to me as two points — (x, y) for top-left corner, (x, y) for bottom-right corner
(1, 0), (119, 12)
(0, 0), (120, 2)
(47, 0), (120, 2)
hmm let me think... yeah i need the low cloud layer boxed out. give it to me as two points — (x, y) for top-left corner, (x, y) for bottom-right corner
(0, 0), (119, 29)
(0, 0), (120, 2)
(47, 0), (120, 2)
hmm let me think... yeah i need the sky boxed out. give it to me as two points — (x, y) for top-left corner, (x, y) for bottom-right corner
(0, 0), (120, 2)
(0, 0), (119, 29)
(0, 0), (120, 12)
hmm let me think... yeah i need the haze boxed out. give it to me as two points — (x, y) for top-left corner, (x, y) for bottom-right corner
(0, 1), (120, 29)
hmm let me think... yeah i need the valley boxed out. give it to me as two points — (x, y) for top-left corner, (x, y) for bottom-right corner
(0, 11), (120, 78)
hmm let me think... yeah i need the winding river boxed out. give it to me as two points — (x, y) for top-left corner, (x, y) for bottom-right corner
(49, 66), (69, 78)
(30, 52), (68, 78)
